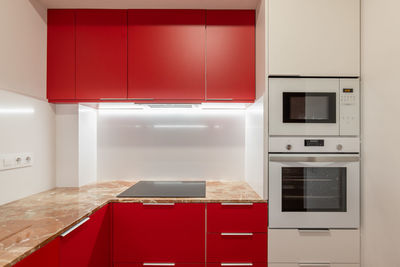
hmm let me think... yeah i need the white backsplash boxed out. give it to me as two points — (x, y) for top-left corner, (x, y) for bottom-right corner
(97, 109), (246, 181)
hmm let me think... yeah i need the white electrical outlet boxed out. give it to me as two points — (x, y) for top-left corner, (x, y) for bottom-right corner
(0, 153), (33, 171)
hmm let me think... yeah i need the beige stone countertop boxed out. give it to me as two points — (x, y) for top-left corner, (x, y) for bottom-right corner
(0, 180), (265, 266)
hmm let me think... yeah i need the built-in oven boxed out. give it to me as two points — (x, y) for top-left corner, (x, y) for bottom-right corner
(268, 137), (360, 229)
(269, 77), (360, 136)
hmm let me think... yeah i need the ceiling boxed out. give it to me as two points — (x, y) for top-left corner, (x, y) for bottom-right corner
(36, 0), (260, 9)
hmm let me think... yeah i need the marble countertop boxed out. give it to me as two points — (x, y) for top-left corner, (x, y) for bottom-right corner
(0, 180), (264, 266)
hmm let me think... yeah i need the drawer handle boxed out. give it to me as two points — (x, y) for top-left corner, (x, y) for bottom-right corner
(221, 263), (253, 266)
(221, 233), (253, 236)
(143, 263), (175, 266)
(207, 98), (234, 101)
(298, 229), (330, 234)
(221, 203), (253, 206)
(61, 217), (90, 237)
(298, 263), (331, 267)
(142, 203), (175, 206)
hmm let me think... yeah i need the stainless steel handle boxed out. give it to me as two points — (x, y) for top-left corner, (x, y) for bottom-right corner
(298, 229), (330, 234)
(269, 156), (359, 162)
(221, 203), (253, 206)
(207, 98), (233, 101)
(142, 203), (175, 206)
(143, 263), (175, 266)
(221, 264), (253, 266)
(221, 233), (253, 236)
(100, 98), (128, 100)
(298, 263), (331, 267)
(61, 217), (90, 237)
(99, 98), (154, 101)
(128, 98), (154, 100)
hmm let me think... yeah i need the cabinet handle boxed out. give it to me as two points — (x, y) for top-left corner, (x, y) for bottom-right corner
(221, 203), (253, 206)
(207, 98), (233, 101)
(60, 217), (90, 237)
(128, 98), (154, 100)
(143, 263), (175, 266)
(221, 263), (253, 266)
(298, 229), (330, 234)
(298, 263), (331, 267)
(142, 203), (175, 206)
(99, 98), (154, 101)
(221, 233), (253, 236)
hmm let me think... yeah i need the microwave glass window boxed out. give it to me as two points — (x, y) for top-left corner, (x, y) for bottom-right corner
(283, 92), (336, 123)
(282, 167), (346, 212)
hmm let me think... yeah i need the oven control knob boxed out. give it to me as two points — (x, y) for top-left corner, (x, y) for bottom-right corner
(337, 144), (343, 151)
(286, 144), (292, 151)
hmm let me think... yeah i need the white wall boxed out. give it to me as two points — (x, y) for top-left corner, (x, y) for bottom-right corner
(78, 105), (97, 186)
(55, 104), (79, 187)
(0, 90), (55, 205)
(97, 109), (246, 181)
(0, 0), (56, 205)
(245, 0), (266, 198)
(0, 0), (47, 100)
(361, 0), (400, 266)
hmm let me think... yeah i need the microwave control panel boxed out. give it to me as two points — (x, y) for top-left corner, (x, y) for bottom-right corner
(339, 79), (360, 136)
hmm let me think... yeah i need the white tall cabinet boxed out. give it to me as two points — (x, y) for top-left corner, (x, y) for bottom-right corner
(268, 0), (360, 76)
(267, 0), (361, 266)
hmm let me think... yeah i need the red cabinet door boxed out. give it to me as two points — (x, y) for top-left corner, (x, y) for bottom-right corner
(207, 233), (268, 263)
(128, 10), (205, 101)
(47, 10), (75, 101)
(207, 203), (268, 233)
(114, 264), (205, 267)
(76, 10), (127, 100)
(113, 203), (205, 263)
(206, 10), (255, 102)
(14, 237), (60, 267)
(59, 205), (111, 267)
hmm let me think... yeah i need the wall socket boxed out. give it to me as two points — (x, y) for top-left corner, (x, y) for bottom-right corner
(0, 153), (33, 171)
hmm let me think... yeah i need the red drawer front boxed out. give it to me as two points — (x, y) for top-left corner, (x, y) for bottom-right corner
(207, 233), (267, 263)
(208, 264), (267, 267)
(114, 264), (205, 267)
(207, 203), (267, 233)
(113, 203), (205, 263)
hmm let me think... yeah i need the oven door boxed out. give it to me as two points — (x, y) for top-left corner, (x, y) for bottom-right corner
(268, 154), (360, 228)
(269, 78), (340, 136)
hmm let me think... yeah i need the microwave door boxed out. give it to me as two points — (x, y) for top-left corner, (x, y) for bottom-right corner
(268, 155), (360, 229)
(269, 78), (340, 136)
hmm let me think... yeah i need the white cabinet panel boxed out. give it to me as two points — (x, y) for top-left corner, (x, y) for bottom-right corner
(269, 0), (360, 76)
(268, 229), (360, 263)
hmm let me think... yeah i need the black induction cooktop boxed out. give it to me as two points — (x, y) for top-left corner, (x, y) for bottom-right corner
(117, 181), (206, 198)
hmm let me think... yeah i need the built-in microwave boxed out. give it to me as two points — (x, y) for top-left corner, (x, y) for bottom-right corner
(269, 78), (360, 136)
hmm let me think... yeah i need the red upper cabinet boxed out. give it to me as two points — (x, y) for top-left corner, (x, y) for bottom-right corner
(206, 10), (255, 102)
(128, 10), (206, 101)
(47, 10), (76, 100)
(59, 205), (111, 267)
(14, 238), (60, 267)
(75, 10), (127, 100)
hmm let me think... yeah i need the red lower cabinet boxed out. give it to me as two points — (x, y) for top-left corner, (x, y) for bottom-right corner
(114, 264), (205, 267)
(207, 233), (268, 263)
(113, 203), (205, 264)
(208, 264), (267, 267)
(59, 205), (111, 267)
(206, 203), (268, 265)
(14, 238), (60, 267)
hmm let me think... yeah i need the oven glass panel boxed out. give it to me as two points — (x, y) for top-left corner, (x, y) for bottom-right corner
(282, 167), (346, 212)
(283, 92), (336, 123)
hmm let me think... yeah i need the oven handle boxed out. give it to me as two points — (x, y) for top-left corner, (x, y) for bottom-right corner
(269, 156), (359, 163)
